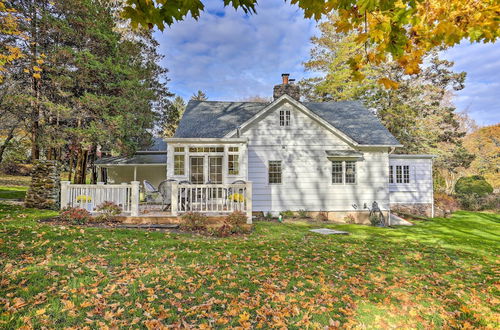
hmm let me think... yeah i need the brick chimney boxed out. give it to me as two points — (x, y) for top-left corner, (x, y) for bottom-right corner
(273, 73), (300, 100)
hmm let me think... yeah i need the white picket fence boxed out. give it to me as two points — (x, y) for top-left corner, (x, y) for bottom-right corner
(171, 182), (252, 221)
(60, 181), (140, 216)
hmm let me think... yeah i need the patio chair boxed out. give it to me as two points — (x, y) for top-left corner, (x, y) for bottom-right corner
(143, 180), (160, 209)
(158, 179), (177, 211)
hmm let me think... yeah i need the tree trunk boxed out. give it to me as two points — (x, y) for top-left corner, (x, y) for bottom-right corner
(0, 126), (16, 163)
(68, 148), (74, 182)
(75, 148), (89, 184)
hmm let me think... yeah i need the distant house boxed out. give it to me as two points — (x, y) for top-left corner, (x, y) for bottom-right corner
(95, 74), (434, 222)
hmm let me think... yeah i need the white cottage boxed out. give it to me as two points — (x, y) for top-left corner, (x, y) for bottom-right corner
(95, 74), (434, 223)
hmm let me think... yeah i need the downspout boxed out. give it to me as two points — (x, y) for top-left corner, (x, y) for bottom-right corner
(431, 157), (435, 218)
(387, 147), (396, 226)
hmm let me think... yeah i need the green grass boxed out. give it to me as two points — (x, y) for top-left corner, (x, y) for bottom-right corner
(0, 186), (27, 200)
(0, 204), (498, 328)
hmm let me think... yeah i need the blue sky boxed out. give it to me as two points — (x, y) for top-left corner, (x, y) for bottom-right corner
(154, 0), (500, 126)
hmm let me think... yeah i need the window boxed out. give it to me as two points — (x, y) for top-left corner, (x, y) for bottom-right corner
(190, 157), (204, 184)
(403, 165), (410, 183)
(331, 160), (357, 184)
(268, 161), (282, 184)
(331, 161), (343, 184)
(188, 147), (224, 153)
(279, 110), (290, 126)
(390, 164), (411, 184)
(228, 154), (239, 175)
(345, 161), (356, 184)
(174, 147), (184, 153)
(174, 154), (185, 175)
(209, 157), (222, 184)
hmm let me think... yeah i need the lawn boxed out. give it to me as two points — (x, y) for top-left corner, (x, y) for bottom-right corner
(0, 204), (498, 328)
(0, 186), (27, 200)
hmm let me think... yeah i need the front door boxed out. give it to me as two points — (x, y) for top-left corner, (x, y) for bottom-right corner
(190, 157), (204, 184)
(208, 156), (223, 184)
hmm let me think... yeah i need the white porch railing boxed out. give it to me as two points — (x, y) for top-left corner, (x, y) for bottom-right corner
(171, 182), (252, 222)
(60, 181), (253, 222)
(60, 181), (140, 216)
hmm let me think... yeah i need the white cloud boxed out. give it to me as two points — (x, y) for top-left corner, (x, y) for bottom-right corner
(442, 42), (500, 125)
(155, 2), (499, 125)
(154, 0), (316, 101)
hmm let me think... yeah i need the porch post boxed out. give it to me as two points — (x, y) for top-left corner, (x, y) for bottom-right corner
(133, 166), (137, 181)
(171, 181), (178, 216)
(131, 181), (140, 216)
(246, 181), (252, 224)
(60, 181), (70, 210)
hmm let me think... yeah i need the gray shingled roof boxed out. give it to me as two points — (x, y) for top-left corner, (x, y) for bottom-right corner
(175, 101), (267, 139)
(174, 100), (400, 146)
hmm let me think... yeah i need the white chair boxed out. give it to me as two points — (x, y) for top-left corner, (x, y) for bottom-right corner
(158, 179), (176, 211)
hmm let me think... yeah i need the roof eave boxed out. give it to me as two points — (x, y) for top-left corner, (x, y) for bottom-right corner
(165, 137), (248, 143)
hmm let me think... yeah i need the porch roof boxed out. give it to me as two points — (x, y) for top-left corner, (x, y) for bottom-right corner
(95, 153), (167, 166)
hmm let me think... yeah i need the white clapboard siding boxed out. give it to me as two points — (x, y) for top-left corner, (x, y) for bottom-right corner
(242, 102), (391, 212)
(389, 157), (433, 204)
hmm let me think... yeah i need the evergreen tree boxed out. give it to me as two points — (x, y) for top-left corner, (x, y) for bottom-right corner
(163, 96), (186, 137)
(190, 90), (208, 101)
(0, 0), (172, 183)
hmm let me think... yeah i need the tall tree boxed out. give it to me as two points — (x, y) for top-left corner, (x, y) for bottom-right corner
(462, 124), (500, 189)
(1, 0), (172, 183)
(190, 90), (208, 101)
(302, 18), (474, 193)
(0, 0), (24, 82)
(163, 96), (186, 137)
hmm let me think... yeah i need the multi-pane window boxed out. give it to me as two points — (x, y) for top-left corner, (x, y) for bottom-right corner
(268, 161), (282, 184)
(331, 161), (343, 184)
(331, 160), (357, 184)
(209, 157), (222, 184)
(228, 147), (239, 152)
(174, 154), (185, 175)
(190, 157), (204, 184)
(279, 110), (290, 126)
(345, 161), (356, 184)
(403, 165), (410, 183)
(174, 147), (184, 153)
(188, 147), (224, 153)
(228, 154), (239, 175)
(391, 164), (410, 184)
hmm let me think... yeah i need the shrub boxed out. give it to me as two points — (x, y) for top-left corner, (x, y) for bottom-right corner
(225, 211), (247, 227)
(316, 211), (328, 222)
(210, 211), (251, 237)
(458, 193), (500, 212)
(344, 214), (356, 224)
(455, 175), (493, 197)
(297, 209), (309, 218)
(280, 210), (294, 219)
(434, 193), (460, 212)
(60, 207), (91, 225)
(180, 212), (208, 231)
(94, 201), (122, 222)
(0, 161), (31, 176)
(481, 193), (500, 212)
(265, 212), (273, 220)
